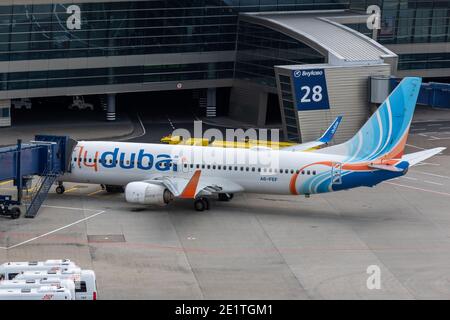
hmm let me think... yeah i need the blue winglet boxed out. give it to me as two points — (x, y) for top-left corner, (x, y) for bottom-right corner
(318, 116), (343, 143)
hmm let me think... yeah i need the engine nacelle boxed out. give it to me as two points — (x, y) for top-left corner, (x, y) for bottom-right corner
(125, 182), (173, 206)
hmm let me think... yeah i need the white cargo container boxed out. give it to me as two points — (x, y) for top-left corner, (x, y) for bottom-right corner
(0, 286), (72, 300)
(0, 278), (75, 299)
(0, 259), (78, 280)
(15, 269), (97, 300)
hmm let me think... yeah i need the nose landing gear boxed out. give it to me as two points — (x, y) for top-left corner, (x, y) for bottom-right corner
(55, 185), (65, 195)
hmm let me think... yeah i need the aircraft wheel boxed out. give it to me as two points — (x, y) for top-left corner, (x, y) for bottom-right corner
(202, 198), (210, 210)
(218, 193), (233, 202)
(10, 207), (21, 219)
(55, 185), (65, 195)
(194, 199), (206, 212)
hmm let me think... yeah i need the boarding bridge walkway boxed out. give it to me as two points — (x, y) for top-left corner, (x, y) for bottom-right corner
(391, 78), (450, 109)
(0, 136), (75, 219)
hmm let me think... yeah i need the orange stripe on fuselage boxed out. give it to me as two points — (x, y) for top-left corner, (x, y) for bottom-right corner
(77, 146), (84, 168)
(180, 170), (202, 199)
(289, 161), (333, 195)
(288, 158), (402, 195)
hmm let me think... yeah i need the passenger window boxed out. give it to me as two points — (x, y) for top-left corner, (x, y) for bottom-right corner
(207, 165), (211, 169)
(202, 164), (205, 169)
(252, 168), (255, 172)
(290, 169), (294, 174)
(196, 164), (200, 169)
(190, 164), (193, 169)
(258, 168), (261, 172)
(213, 165), (216, 170)
(0, 273), (5, 281)
(302, 171), (305, 175)
(218, 165), (221, 170)
(234, 166), (238, 171)
(307, 170), (311, 175)
(313, 171), (316, 175)
(296, 170), (300, 174)
(245, 167), (249, 171)
(279, 169), (283, 174)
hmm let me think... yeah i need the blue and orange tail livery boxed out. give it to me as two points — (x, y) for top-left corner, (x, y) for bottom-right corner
(318, 77), (422, 162)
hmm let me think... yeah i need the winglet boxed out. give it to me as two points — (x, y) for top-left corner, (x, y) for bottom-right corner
(318, 116), (343, 143)
(180, 170), (202, 199)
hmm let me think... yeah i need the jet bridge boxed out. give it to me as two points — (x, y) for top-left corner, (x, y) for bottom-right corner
(0, 135), (76, 219)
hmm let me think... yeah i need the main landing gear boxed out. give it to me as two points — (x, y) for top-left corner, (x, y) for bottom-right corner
(194, 198), (210, 212)
(218, 193), (233, 202)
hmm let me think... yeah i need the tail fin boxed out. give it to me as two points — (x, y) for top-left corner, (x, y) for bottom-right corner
(318, 115), (343, 144)
(317, 77), (422, 162)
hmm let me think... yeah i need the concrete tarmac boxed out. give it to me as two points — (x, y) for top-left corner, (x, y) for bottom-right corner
(0, 111), (450, 299)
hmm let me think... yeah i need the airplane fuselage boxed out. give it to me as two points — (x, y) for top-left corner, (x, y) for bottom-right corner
(62, 141), (406, 196)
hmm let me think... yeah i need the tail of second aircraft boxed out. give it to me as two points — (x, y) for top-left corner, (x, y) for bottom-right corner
(317, 77), (422, 162)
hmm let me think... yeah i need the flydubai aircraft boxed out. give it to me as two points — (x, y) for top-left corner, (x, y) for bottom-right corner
(58, 77), (444, 211)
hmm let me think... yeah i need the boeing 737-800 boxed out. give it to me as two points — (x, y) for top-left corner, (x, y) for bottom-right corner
(57, 77), (444, 211)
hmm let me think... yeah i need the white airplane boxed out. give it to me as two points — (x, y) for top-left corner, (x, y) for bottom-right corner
(57, 77), (444, 211)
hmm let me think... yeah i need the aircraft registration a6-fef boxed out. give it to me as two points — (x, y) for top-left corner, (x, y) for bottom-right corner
(58, 77), (445, 211)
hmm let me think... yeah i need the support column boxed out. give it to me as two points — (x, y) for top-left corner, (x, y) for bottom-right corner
(206, 88), (217, 117)
(0, 99), (11, 127)
(106, 94), (116, 121)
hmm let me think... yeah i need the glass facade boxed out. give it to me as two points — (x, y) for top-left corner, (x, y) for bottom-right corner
(0, 1), (348, 62)
(0, 62), (235, 91)
(278, 74), (300, 141)
(235, 21), (325, 87)
(0, 1), (447, 93)
(350, 0), (450, 44)
(398, 52), (450, 70)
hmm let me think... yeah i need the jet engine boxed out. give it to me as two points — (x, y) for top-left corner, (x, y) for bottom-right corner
(125, 182), (173, 205)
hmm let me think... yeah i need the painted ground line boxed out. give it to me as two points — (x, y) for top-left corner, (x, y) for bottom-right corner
(0, 210), (106, 250)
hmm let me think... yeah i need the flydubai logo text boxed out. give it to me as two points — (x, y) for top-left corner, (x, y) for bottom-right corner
(76, 146), (172, 172)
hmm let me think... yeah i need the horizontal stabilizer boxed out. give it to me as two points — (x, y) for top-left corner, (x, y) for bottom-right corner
(368, 164), (404, 172)
(402, 147), (446, 166)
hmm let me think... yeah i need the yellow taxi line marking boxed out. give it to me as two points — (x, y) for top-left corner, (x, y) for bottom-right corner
(0, 180), (12, 186)
(64, 187), (79, 193)
(87, 189), (104, 196)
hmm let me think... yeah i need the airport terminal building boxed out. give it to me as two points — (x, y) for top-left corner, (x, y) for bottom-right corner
(0, 0), (449, 141)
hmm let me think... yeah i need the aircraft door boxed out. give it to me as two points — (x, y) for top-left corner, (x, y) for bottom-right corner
(331, 162), (343, 185)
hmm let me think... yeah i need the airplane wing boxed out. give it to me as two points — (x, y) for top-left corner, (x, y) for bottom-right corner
(281, 116), (342, 152)
(144, 170), (244, 199)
